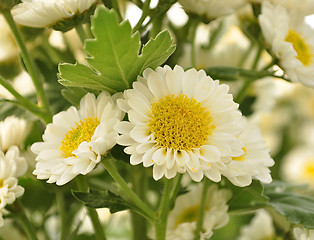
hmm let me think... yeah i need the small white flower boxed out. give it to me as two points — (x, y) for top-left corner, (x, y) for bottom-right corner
(178, 0), (246, 19)
(237, 210), (275, 240)
(31, 91), (123, 186)
(0, 116), (30, 153)
(0, 146), (26, 212)
(259, 1), (314, 87)
(293, 226), (314, 240)
(281, 147), (314, 188)
(115, 65), (244, 182)
(222, 118), (274, 187)
(12, 0), (97, 29)
(166, 184), (231, 240)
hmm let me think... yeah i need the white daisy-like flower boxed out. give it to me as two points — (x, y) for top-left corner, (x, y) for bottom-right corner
(281, 147), (314, 188)
(31, 91), (123, 186)
(165, 184), (231, 240)
(237, 210), (275, 240)
(12, 0), (97, 30)
(178, 0), (246, 20)
(0, 116), (30, 153)
(293, 226), (314, 240)
(0, 146), (26, 211)
(259, 1), (314, 87)
(115, 65), (244, 182)
(222, 117), (274, 187)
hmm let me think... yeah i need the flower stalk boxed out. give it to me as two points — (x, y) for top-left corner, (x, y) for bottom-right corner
(2, 10), (52, 123)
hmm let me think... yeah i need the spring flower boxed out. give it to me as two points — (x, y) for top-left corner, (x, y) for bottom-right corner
(258, 1), (314, 87)
(222, 118), (274, 187)
(165, 184), (231, 240)
(178, 0), (246, 20)
(237, 210), (275, 240)
(0, 116), (30, 153)
(31, 91), (123, 186)
(293, 226), (314, 240)
(281, 147), (314, 188)
(12, 0), (98, 31)
(0, 146), (27, 227)
(115, 65), (244, 182)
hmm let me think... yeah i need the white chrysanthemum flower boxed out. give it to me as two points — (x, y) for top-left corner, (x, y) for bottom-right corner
(0, 146), (26, 211)
(293, 226), (314, 240)
(237, 210), (275, 240)
(115, 65), (244, 182)
(165, 184), (231, 240)
(31, 91), (123, 186)
(222, 118), (274, 187)
(281, 147), (314, 188)
(12, 0), (97, 29)
(0, 116), (30, 153)
(178, 0), (246, 19)
(259, 1), (314, 87)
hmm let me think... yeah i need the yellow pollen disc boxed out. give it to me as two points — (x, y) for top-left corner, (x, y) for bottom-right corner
(303, 160), (314, 180)
(59, 117), (100, 158)
(148, 94), (215, 151)
(176, 205), (200, 226)
(285, 30), (313, 66)
(232, 147), (247, 161)
(0, 179), (3, 188)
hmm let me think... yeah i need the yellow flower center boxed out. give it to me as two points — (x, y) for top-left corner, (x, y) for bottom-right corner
(303, 160), (314, 180)
(232, 147), (247, 161)
(148, 94), (215, 151)
(0, 179), (3, 188)
(59, 117), (100, 158)
(285, 30), (313, 66)
(176, 205), (201, 226)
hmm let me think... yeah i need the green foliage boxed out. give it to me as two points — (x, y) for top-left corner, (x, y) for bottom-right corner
(223, 179), (269, 212)
(264, 181), (314, 229)
(19, 177), (54, 212)
(58, 6), (175, 93)
(204, 66), (274, 81)
(72, 189), (140, 214)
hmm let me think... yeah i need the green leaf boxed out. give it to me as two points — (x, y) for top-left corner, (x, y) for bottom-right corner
(222, 179), (269, 212)
(72, 189), (139, 214)
(204, 66), (274, 81)
(58, 6), (175, 92)
(61, 87), (99, 107)
(264, 181), (314, 228)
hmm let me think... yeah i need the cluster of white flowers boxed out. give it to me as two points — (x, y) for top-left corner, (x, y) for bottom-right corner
(115, 65), (273, 186)
(178, 0), (246, 19)
(0, 117), (28, 227)
(259, 0), (314, 87)
(166, 184), (231, 240)
(31, 91), (123, 185)
(12, 0), (98, 29)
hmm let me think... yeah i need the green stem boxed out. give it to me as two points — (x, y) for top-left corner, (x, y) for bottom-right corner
(238, 42), (254, 68)
(85, 22), (94, 39)
(155, 179), (173, 240)
(130, 166), (148, 240)
(56, 191), (68, 240)
(76, 176), (107, 240)
(194, 179), (209, 240)
(0, 75), (50, 123)
(235, 78), (254, 104)
(111, 0), (123, 22)
(169, 174), (182, 205)
(75, 24), (88, 45)
(101, 157), (156, 221)
(189, 18), (198, 68)
(251, 44), (263, 70)
(16, 211), (38, 240)
(2, 10), (51, 122)
(133, 0), (151, 33)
